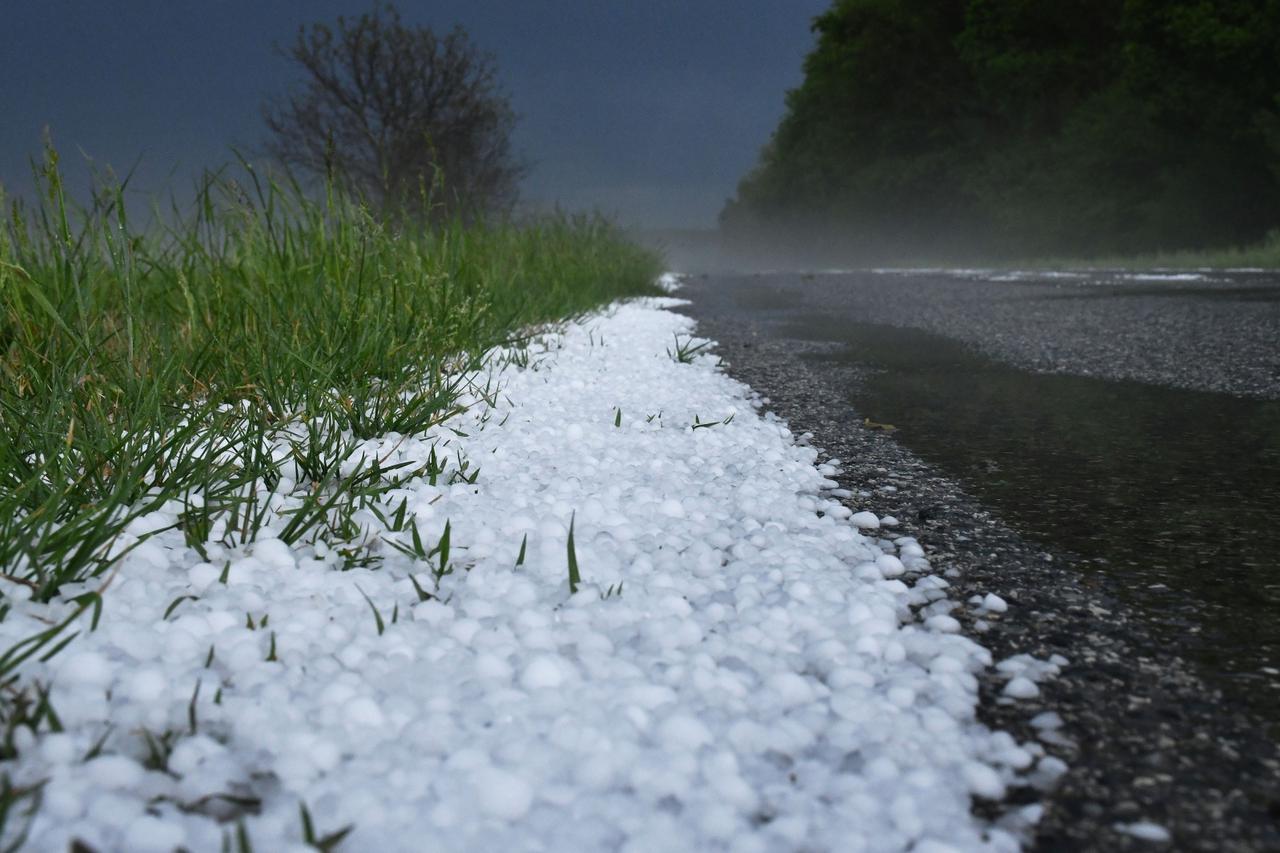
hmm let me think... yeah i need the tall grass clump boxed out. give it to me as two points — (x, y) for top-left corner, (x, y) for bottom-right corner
(0, 144), (662, 738)
(0, 149), (661, 832)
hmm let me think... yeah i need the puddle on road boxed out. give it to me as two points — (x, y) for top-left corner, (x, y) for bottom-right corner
(787, 317), (1280, 724)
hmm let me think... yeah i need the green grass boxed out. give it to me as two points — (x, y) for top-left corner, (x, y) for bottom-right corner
(0, 145), (661, 601)
(0, 145), (663, 814)
(667, 333), (713, 363)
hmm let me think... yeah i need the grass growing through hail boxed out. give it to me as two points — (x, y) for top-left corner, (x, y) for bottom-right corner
(0, 146), (662, 835)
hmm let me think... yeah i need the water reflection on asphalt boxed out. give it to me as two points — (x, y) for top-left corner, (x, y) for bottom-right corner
(779, 309), (1280, 725)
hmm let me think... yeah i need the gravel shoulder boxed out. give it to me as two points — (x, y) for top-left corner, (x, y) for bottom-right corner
(677, 282), (1280, 851)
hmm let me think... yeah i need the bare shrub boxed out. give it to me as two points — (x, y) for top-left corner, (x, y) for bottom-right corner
(262, 4), (524, 222)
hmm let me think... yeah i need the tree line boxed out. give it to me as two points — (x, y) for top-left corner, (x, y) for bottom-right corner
(722, 0), (1280, 260)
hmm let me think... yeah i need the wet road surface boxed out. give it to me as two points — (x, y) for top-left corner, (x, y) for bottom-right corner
(678, 269), (1280, 850)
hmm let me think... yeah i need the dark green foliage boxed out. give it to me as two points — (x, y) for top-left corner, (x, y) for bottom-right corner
(723, 0), (1280, 259)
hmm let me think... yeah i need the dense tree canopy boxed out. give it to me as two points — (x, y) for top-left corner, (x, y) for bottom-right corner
(722, 0), (1280, 258)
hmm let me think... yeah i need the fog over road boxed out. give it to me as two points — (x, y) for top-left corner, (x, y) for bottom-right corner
(695, 269), (1280, 399)
(678, 269), (1280, 851)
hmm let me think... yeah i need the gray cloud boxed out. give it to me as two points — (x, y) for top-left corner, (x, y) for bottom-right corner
(0, 0), (828, 227)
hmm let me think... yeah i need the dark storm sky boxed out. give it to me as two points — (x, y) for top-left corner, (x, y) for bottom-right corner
(0, 1), (829, 228)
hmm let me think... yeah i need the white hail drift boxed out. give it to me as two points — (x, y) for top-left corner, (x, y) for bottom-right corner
(1, 296), (1038, 852)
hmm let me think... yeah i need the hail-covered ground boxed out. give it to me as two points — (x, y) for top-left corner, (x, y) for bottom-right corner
(0, 288), (1054, 852)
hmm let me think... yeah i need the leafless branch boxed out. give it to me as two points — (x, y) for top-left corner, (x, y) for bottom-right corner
(261, 4), (525, 222)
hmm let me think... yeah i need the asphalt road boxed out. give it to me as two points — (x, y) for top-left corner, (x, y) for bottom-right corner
(711, 269), (1280, 398)
(676, 270), (1280, 852)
